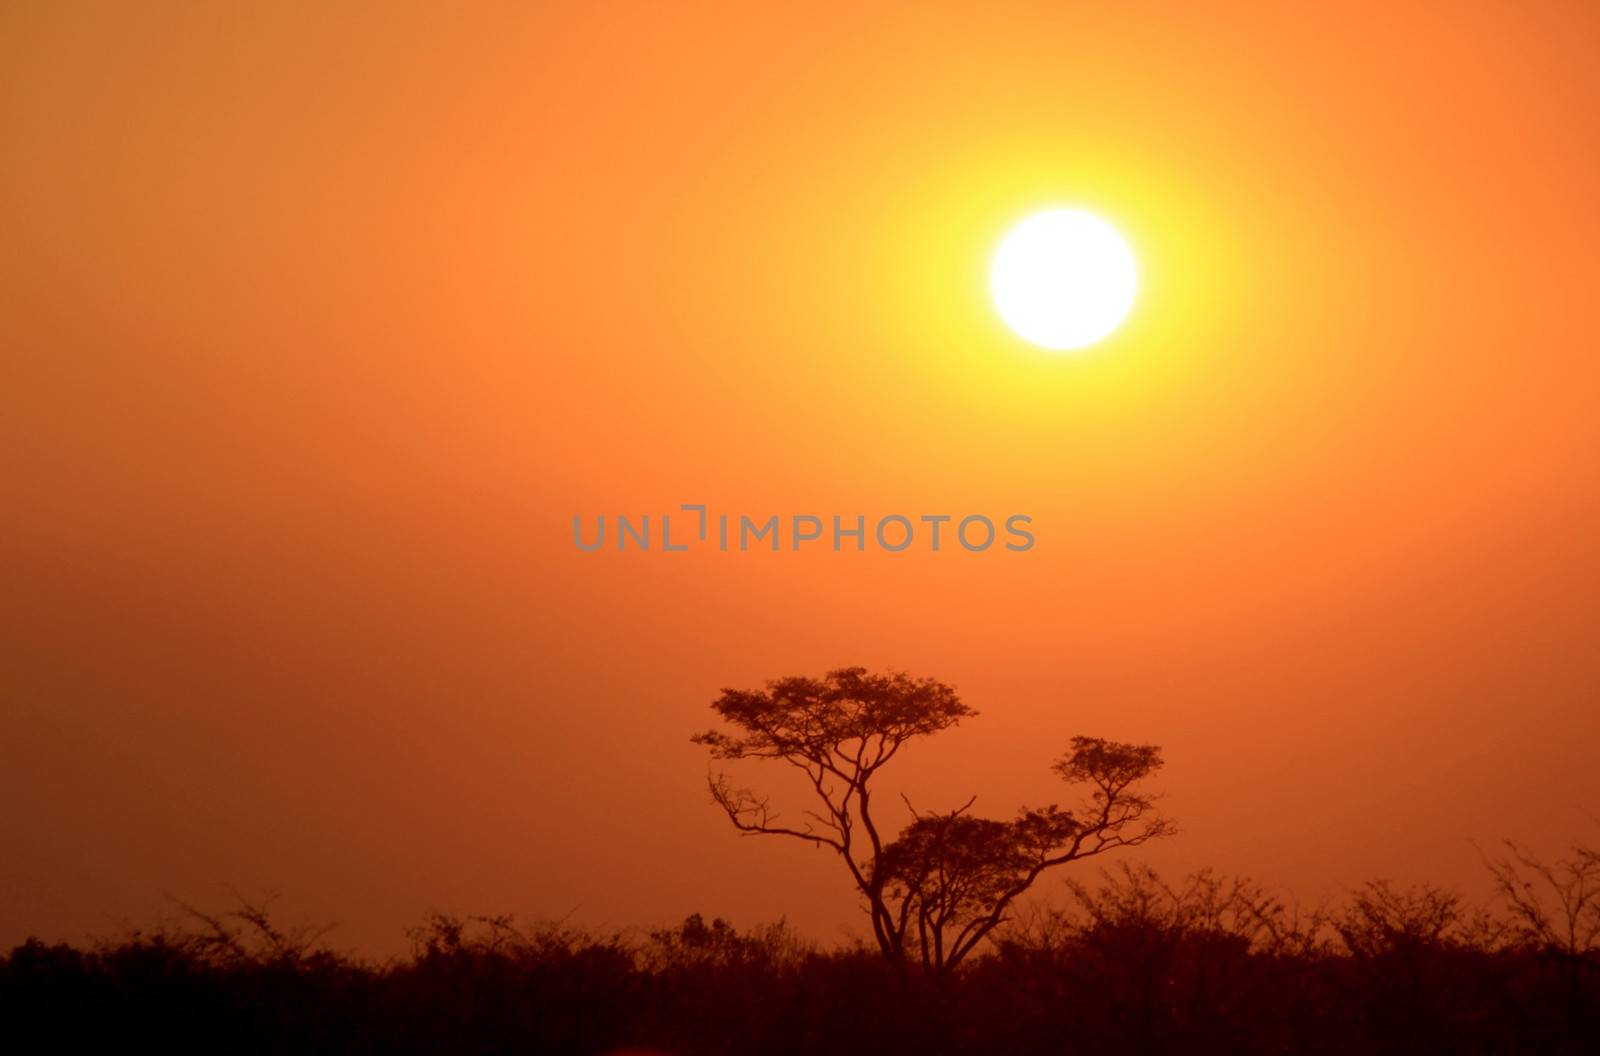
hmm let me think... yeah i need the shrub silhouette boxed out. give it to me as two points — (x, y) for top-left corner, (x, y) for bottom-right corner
(5, 860), (1598, 1055)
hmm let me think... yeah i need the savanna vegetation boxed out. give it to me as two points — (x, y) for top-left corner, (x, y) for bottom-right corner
(5, 854), (1597, 1055)
(5, 669), (1595, 1053)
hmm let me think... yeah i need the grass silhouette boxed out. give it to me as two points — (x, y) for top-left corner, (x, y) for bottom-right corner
(4, 853), (1597, 1055)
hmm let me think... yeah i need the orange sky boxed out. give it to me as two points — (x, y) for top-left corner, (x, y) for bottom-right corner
(4, 1), (1600, 955)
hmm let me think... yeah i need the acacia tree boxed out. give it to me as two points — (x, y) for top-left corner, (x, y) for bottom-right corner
(692, 667), (1172, 970)
(692, 667), (973, 961)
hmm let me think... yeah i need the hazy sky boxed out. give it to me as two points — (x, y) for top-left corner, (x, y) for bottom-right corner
(5, 1), (1599, 955)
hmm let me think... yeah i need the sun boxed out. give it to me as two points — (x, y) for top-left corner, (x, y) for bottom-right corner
(990, 209), (1138, 351)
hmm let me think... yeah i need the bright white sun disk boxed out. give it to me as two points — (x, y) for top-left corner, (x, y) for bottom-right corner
(990, 210), (1137, 351)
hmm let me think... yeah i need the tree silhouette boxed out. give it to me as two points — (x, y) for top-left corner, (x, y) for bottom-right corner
(692, 667), (974, 962)
(692, 667), (1172, 970)
(1485, 837), (1600, 957)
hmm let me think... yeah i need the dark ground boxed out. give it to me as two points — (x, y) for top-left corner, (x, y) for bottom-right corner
(5, 866), (1597, 1055)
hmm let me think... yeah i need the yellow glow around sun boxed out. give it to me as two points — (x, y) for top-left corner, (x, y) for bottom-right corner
(991, 209), (1138, 351)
